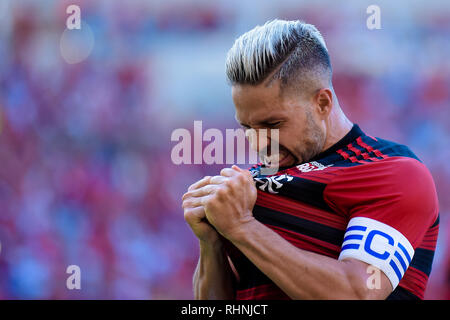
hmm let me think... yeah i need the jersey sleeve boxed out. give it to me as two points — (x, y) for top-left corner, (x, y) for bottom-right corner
(323, 157), (439, 289)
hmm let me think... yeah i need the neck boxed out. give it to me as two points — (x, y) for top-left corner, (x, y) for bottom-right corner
(321, 104), (353, 152)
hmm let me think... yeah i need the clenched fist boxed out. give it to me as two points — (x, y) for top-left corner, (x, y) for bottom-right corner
(182, 165), (258, 242)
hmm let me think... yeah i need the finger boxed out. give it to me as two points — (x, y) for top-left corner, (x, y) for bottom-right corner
(231, 165), (242, 172)
(183, 184), (216, 200)
(188, 176), (211, 191)
(209, 175), (228, 185)
(184, 206), (206, 223)
(232, 165), (253, 178)
(186, 206), (205, 218)
(182, 196), (205, 209)
(220, 167), (239, 177)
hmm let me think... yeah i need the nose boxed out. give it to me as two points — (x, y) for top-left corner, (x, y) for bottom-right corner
(245, 128), (271, 155)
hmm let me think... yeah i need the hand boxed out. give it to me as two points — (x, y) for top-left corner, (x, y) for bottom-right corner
(183, 165), (258, 241)
(182, 176), (221, 244)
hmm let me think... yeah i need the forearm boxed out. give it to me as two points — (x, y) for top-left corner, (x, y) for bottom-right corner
(193, 240), (236, 300)
(227, 220), (373, 300)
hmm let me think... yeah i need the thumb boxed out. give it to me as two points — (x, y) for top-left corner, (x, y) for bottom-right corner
(231, 165), (243, 172)
(232, 165), (253, 179)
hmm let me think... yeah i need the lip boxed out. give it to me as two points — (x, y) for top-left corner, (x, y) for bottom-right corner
(277, 153), (294, 168)
(264, 152), (294, 169)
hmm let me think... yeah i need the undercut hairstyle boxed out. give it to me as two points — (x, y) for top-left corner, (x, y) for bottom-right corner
(226, 19), (332, 96)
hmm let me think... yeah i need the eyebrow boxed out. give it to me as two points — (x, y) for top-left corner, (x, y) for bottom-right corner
(236, 115), (283, 128)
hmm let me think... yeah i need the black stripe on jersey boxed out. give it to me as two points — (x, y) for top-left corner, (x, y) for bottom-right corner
(233, 255), (272, 291)
(315, 152), (362, 168)
(410, 248), (435, 277)
(431, 215), (440, 229)
(329, 135), (421, 167)
(346, 141), (385, 162)
(364, 136), (420, 161)
(387, 286), (420, 300)
(253, 204), (345, 246)
(346, 141), (366, 157)
(276, 178), (333, 211)
(232, 205), (346, 291)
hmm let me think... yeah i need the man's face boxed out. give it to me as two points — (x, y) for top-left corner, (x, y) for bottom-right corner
(232, 80), (326, 168)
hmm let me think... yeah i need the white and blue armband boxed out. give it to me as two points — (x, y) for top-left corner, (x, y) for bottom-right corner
(338, 217), (415, 289)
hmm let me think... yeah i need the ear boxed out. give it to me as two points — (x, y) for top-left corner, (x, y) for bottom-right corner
(314, 88), (333, 117)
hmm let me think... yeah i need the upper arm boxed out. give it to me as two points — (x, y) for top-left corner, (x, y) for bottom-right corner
(325, 158), (439, 295)
(340, 258), (392, 299)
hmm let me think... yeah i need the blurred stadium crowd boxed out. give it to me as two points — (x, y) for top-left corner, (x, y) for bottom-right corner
(0, 0), (449, 299)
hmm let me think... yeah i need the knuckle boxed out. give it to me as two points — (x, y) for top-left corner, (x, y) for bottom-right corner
(182, 199), (191, 209)
(227, 180), (238, 191)
(182, 191), (191, 200)
(183, 202), (190, 213)
(236, 173), (246, 183)
(215, 186), (227, 198)
(183, 208), (192, 220)
(208, 176), (216, 184)
(187, 183), (197, 191)
(223, 178), (232, 187)
(203, 198), (213, 210)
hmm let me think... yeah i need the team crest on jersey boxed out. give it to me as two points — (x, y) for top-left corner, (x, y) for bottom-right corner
(253, 174), (293, 194)
(296, 161), (333, 173)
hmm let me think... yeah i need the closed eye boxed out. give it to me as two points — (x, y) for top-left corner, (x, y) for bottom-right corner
(238, 121), (283, 129)
(264, 121), (282, 128)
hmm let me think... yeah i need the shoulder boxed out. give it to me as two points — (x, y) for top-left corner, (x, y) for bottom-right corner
(330, 156), (437, 204)
(328, 155), (434, 189)
(324, 156), (439, 225)
(373, 136), (420, 161)
(330, 134), (430, 187)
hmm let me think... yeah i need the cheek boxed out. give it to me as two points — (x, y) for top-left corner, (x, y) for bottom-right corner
(280, 126), (313, 158)
(300, 121), (326, 159)
(276, 128), (300, 156)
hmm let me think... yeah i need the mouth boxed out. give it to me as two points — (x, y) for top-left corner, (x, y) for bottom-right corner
(262, 149), (296, 169)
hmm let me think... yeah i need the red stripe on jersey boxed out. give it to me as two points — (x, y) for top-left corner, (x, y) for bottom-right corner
(237, 283), (272, 295)
(236, 284), (289, 300)
(400, 267), (428, 299)
(349, 156), (359, 163)
(417, 224), (439, 250)
(246, 290), (290, 300)
(423, 229), (439, 239)
(286, 165), (346, 185)
(419, 243), (438, 251)
(356, 137), (388, 159)
(255, 190), (347, 230)
(268, 224), (341, 257)
(291, 172), (335, 184)
(338, 140), (385, 163)
(347, 143), (362, 156)
(419, 239), (439, 251)
(360, 152), (370, 160)
(336, 149), (350, 160)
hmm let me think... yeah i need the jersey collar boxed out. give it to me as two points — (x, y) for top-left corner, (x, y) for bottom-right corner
(309, 124), (365, 162)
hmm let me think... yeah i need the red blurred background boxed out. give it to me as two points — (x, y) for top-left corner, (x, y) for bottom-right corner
(0, 0), (448, 299)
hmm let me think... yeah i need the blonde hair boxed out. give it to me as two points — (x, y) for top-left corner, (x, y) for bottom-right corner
(226, 19), (332, 90)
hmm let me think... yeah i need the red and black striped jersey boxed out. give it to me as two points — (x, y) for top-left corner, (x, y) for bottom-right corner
(224, 124), (439, 300)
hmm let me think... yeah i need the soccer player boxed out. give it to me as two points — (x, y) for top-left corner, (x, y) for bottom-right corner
(182, 20), (439, 300)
